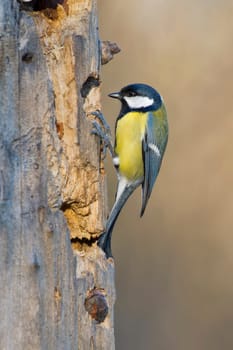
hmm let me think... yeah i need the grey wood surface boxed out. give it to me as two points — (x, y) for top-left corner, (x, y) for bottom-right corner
(0, 1), (115, 349)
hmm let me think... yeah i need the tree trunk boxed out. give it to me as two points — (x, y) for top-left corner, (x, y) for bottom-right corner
(0, 1), (115, 349)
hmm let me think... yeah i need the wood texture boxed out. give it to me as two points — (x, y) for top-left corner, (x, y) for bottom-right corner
(0, 1), (115, 349)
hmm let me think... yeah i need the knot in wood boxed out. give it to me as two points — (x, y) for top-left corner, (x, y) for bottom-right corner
(101, 41), (121, 65)
(84, 288), (108, 323)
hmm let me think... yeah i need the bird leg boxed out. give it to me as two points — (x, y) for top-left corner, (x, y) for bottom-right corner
(90, 110), (115, 159)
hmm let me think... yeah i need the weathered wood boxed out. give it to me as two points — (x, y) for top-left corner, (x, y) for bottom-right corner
(0, 1), (115, 349)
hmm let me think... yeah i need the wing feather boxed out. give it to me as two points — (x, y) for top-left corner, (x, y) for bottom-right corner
(140, 110), (168, 216)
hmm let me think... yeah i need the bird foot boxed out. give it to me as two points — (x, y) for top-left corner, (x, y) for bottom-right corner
(91, 110), (111, 134)
(90, 110), (114, 159)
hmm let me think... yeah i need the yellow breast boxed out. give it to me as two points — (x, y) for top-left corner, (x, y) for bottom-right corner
(115, 112), (147, 181)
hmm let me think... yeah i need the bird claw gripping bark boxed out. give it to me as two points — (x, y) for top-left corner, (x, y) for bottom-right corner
(91, 110), (111, 134)
(91, 110), (114, 159)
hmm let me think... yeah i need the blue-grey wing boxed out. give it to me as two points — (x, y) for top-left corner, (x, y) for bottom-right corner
(141, 110), (168, 216)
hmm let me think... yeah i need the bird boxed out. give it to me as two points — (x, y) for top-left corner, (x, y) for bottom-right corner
(97, 83), (168, 258)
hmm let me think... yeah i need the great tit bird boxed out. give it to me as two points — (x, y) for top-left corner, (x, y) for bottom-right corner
(98, 83), (168, 258)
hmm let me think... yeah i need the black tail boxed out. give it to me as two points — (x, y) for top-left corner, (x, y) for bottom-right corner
(98, 181), (140, 258)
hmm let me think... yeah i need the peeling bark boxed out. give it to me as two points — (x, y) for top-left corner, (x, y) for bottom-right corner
(0, 1), (116, 349)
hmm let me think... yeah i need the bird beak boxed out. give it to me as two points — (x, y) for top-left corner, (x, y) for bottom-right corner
(108, 92), (121, 99)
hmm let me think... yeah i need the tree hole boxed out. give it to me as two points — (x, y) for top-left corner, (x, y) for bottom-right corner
(19, 0), (64, 11)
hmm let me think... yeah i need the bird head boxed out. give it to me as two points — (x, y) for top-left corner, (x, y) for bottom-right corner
(108, 83), (162, 111)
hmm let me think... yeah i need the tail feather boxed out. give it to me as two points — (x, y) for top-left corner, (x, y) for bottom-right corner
(98, 180), (140, 258)
(97, 231), (113, 258)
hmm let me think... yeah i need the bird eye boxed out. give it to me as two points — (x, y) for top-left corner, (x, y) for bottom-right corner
(126, 91), (136, 97)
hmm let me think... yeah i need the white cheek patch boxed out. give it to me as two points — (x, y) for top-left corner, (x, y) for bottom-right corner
(148, 143), (161, 157)
(124, 96), (154, 109)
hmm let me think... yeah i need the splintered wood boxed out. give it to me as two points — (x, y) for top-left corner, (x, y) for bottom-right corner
(0, 1), (115, 349)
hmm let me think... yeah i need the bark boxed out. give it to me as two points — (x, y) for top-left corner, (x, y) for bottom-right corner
(0, 1), (115, 349)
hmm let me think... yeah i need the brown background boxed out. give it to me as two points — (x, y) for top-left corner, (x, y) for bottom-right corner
(99, 1), (233, 349)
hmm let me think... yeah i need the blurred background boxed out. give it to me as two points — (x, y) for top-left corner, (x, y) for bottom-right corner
(98, 1), (233, 349)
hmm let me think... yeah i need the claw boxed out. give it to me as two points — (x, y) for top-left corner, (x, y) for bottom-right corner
(91, 120), (104, 137)
(91, 110), (111, 135)
(90, 112), (114, 159)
